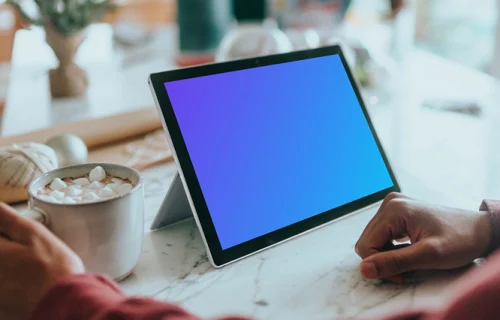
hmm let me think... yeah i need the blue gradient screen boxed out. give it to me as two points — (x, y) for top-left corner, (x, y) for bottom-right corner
(164, 54), (393, 249)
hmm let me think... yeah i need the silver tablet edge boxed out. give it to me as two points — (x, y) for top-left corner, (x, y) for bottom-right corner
(148, 76), (220, 268)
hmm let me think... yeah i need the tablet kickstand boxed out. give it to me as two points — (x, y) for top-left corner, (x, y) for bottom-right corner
(150, 172), (194, 230)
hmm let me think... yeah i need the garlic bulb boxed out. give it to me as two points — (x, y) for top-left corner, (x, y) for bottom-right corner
(45, 133), (88, 167)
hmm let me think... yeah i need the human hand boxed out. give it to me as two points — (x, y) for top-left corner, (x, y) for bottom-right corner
(355, 193), (490, 284)
(0, 203), (84, 320)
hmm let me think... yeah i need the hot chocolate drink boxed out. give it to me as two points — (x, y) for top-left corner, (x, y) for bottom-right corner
(36, 166), (135, 204)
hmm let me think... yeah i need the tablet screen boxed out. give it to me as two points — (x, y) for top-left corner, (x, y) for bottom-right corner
(164, 54), (394, 250)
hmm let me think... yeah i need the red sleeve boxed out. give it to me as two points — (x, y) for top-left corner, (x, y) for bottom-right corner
(29, 274), (248, 320)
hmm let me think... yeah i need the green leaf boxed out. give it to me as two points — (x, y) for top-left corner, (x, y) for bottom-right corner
(8, 0), (115, 35)
(6, 0), (44, 25)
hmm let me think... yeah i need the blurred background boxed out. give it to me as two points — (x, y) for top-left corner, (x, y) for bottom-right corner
(0, 0), (498, 131)
(2, 0), (500, 208)
(2, 1), (497, 67)
(1, 0), (498, 106)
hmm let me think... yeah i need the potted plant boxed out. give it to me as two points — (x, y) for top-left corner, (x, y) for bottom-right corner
(7, 0), (114, 97)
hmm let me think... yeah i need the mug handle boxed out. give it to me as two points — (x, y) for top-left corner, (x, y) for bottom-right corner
(23, 208), (49, 226)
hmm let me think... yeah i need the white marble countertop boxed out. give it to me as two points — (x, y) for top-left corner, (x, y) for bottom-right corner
(120, 164), (450, 320)
(5, 25), (500, 319)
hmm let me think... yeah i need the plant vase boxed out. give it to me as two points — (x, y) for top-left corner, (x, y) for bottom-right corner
(45, 24), (88, 97)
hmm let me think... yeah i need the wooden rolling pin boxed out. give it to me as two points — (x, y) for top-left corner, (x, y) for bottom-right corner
(0, 108), (163, 149)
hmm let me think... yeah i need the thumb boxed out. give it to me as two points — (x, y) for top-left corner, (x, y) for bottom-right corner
(360, 240), (439, 279)
(0, 202), (37, 244)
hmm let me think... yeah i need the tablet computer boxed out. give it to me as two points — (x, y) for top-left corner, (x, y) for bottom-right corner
(148, 45), (400, 268)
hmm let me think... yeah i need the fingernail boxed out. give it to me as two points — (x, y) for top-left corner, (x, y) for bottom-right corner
(361, 261), (378, 279)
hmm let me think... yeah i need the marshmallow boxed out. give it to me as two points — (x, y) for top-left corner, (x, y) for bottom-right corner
(106, 183), (121, 192)
(50, 178), (67, 191)
(67, 187), (83, 197)
(89, 166), (106, 182)
(62, 197), (77, 204)
(118, 183), (133, 195)
(39, 195), (57, 203)
(74, 178), (90, 186)
(98, 187), (114, 198)
(111, 178), (124, 184)
(87, 181), (104, 189)
(83, 192), (100, 202)
(38, 167), (135, 205)
(49, 190), (65, 200)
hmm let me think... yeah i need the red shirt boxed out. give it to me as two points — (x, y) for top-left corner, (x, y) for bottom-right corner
(30, 200), (500, 320)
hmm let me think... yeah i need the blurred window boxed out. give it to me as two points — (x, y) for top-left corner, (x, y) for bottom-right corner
(415, 0), (496, 72)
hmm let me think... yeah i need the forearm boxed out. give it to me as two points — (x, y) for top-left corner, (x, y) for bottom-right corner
(30, 274), (248, 320)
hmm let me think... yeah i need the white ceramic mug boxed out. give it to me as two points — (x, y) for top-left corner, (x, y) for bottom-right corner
(26, 163), (144, 281)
